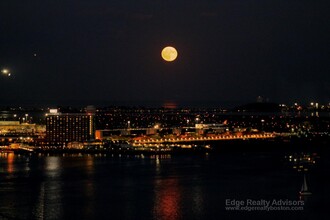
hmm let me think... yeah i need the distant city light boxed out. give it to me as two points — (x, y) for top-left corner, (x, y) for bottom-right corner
(49, 109), (58, 114)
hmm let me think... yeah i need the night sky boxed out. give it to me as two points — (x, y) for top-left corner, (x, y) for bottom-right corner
(1, 0), (329, 107)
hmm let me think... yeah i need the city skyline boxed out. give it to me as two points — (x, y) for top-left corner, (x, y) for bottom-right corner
(1, 0), (329, 106)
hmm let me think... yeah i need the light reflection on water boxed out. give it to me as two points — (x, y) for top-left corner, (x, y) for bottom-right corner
(153, 178), (181, 220)
(83, 156), (95, 218)
(33, 156), (63, 219)
(0, 151), (328, 219)
(7, 152), (14, 174)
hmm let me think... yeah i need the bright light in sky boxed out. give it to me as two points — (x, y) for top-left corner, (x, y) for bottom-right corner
(161, 46), (178, 62)
(1, 68), (11, 76)
(1, 69), (9, 74)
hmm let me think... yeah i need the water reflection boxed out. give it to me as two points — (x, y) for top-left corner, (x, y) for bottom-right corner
(83, 156), (95, 218)
(191, 183), (203, 216)
(33, 182), (46, 219)
(46, 157), (61, 174)
(33, 156), (63, 219)
(154, 178), (181, 220)
(7, 152), (14, 173)
(151, 154), (171, 175)
(0, 151), (326, 219)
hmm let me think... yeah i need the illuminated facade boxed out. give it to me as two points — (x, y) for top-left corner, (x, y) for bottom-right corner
(0, 121), (45, 134)
(46, 112), (95, 147)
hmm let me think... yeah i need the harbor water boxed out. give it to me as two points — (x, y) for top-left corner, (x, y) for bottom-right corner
(0, 148), (328, 220)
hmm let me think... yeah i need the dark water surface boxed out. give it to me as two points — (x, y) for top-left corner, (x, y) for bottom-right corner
(0, 150), (328, 220)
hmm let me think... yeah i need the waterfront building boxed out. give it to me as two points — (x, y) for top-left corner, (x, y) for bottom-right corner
(0, 121), (45, 145)
(46, 109), (95, 147)
(0, 121), (45, 134)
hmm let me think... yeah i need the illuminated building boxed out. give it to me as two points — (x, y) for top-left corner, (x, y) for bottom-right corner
(0, 121), (45, 144)
(0, 121), (45, 134)
(46, 108), (95, 147)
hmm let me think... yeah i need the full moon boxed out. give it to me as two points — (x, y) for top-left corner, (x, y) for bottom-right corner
(161, 46), (178, 62)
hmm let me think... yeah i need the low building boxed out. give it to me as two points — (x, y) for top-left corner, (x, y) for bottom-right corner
(0, 121), (45, 134)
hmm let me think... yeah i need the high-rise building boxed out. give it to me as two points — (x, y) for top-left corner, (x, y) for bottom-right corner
(46, 108), (95, 147)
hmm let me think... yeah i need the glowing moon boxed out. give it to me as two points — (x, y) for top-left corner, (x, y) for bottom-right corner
(161, 46), (178, 62)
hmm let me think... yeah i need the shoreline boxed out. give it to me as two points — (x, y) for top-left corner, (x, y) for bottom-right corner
(3, 139), (328, 156)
